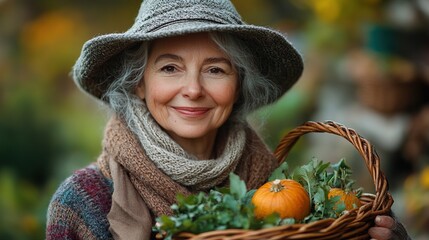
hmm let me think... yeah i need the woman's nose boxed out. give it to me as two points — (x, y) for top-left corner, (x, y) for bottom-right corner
(182, 72), (204, 99)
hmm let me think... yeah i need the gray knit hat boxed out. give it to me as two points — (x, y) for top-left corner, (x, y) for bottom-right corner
(73, 0), (303, 103)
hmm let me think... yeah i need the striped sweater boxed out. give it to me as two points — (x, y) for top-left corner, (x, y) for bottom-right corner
(46, 165), (114, 240)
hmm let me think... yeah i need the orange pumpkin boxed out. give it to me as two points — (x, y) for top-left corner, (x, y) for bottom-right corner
(328, 188), (361, 211)
(251, 179), (310, 221)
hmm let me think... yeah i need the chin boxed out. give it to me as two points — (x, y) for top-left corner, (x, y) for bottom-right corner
(175, 132), (207, 140)
(169, 127), (214, 140)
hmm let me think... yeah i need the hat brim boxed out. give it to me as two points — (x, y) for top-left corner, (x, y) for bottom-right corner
(73, 21), (303, 105)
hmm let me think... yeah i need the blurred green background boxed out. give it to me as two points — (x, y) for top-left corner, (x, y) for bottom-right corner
(1, 0), (429, 239)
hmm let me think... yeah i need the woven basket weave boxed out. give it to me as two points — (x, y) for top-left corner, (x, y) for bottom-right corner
(166, 121), (394, 240)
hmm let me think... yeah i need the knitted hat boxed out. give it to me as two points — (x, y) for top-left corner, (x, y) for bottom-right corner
(73, 0), (303, 104)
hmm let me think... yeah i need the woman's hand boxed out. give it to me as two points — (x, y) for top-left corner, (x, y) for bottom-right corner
(368, 215), (411, 240)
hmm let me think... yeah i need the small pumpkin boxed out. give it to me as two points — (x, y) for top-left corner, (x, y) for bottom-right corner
(251, 179), (310, 221)
(328, 188), (361, 212)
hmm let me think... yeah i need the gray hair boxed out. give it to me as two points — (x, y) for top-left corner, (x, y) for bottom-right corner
(102, 32), (280, 125)
(102, 42), (148, 127)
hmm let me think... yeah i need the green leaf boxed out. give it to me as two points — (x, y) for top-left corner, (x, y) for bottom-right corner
(280, 218), (295, 225)
(315, 161), (331, 177)
(222, 194), (239, 211)
(313, 187), (326, 204)
(268, 161), (289, 181)
(229, 172), (247, 200)
(242, 189), (256, 205)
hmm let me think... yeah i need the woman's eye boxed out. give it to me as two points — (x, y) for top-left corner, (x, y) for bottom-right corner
(160, 65), (177, 73)
(208, 67), (225, 74)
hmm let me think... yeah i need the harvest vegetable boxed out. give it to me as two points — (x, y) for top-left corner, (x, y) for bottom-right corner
(269, 158), (362, 222)
(154, 158), (362, 239)
(328, 188), (361, 211)
(327, 159), (362, 213)
(252, 179), (310, 221)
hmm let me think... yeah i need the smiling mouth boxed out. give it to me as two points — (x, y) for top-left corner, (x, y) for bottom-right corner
(173, 107), (211, 116)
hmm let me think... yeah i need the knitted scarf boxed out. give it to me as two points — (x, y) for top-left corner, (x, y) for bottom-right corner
(127, 103), (245, 190)
(97, 108), (278, 239)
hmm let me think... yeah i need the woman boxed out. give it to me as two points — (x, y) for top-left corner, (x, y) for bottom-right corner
(46, 0), (409, 239)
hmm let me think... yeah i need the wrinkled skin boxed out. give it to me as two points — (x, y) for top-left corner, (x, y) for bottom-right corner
(369, 215), (410, 240)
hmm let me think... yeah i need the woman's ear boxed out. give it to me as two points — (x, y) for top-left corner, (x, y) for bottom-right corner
(136, 81), (145, 100)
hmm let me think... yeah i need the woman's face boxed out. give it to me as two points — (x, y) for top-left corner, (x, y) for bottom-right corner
(136, 33), (238, 143)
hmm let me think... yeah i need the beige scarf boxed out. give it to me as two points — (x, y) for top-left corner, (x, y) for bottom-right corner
(128, 103), (246, 190)
(98, 111), (278, 239)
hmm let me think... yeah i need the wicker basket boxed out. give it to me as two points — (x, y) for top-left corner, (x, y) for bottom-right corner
(165, 121), (394, 240)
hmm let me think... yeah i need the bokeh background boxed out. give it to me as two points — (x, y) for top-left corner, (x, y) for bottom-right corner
(1, 0), (429, 239)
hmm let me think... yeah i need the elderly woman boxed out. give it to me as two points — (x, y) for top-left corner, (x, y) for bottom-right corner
(46, 0), (409, 239)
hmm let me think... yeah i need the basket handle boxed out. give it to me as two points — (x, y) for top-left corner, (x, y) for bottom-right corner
(273, 121), (392, 212)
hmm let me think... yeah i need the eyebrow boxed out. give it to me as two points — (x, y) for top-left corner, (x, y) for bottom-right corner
(154, 54), (232, 67)
(204, 57), (232, 67)
(154, 54), (182, 64)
